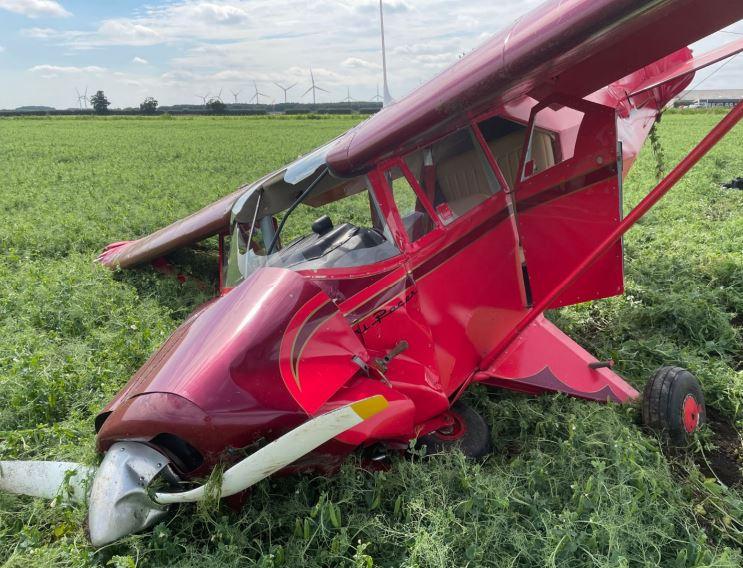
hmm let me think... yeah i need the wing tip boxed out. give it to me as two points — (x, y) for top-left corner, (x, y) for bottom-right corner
(96, 240), (135, 268)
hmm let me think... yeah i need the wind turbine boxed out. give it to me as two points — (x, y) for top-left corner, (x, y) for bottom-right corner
(371, 84), (383, 103)
(214, 88), (224, 102)
(273, 81), (297, 104)
(250, 81), (269, 105)
(195, 93), (210, 106)
(75, 87), (88, 109)
(342, 87), (356, 103)
(230, 89), (241, 104)
(379, 0), (394, 106)
(302, 68), (329, 106)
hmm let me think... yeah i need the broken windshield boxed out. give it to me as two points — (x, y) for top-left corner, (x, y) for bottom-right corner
(223, 170), (398, 288)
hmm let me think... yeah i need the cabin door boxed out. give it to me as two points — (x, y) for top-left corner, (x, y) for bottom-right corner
(381, 133), (527, 396)
(511, 95), (624, 308)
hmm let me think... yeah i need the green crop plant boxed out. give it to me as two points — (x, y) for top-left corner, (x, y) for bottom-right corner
(0, 114), (740, 567)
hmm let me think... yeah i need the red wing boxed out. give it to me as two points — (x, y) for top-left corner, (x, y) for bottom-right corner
(97, 188), (243, 269)
(327, 0), (743, 176)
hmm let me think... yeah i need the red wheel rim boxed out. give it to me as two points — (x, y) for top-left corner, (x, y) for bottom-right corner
(432, 411), (467, 441)
(682, 395), (702, 433)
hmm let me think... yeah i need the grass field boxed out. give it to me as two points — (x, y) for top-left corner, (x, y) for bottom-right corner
(0, 113), (741, 567)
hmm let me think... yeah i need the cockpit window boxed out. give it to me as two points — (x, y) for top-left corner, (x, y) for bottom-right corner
(384, 167), (435, 242)
(280, 175), (390, 244)
(224, 172), (399, 288)
(404, 128), (500, 224)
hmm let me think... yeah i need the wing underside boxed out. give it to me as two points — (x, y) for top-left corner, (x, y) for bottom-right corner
(97, 188), (244, 269)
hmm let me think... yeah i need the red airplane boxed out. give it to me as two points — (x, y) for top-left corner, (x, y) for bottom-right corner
(2, 0), (742, 547)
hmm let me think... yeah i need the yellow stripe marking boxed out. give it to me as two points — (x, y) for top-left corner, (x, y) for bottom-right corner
(351, 395), (389, 420)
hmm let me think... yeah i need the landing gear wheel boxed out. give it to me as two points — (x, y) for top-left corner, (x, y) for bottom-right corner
(418, 401), (492, 459)
(642, 366), (706, 445)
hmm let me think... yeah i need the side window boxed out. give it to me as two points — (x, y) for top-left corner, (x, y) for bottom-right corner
(404, 128), (500, 225)
(385, 167), (435, 242)
(522, 105), (584, 179)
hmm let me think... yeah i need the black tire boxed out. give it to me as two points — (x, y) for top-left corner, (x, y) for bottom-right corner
(642, 366), (706, 445)
(418, 401), (492, 459)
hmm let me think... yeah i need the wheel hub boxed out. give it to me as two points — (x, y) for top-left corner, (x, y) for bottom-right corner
(433, 411), (467, 441)
(682, 394), (702, 433)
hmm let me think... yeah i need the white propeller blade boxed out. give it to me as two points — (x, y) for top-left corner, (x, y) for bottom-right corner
(0, 461), (95, 503)
(155, 395), (388, 504)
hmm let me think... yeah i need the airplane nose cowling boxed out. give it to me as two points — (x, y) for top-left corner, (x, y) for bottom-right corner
(88, 442), (172, 546)
(95, 267), (365, 474)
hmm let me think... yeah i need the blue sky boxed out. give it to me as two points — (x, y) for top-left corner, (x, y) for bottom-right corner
(0, 0), (741, 109)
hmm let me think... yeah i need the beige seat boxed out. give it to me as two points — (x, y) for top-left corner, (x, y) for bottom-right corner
(487, 128), (555, 189)
(488, 130), (525, 189)
(529, 130), (557, 175)
(436, 148), (494, 217)
(417, 126), (557, 222)
(448, 193), (490, 217)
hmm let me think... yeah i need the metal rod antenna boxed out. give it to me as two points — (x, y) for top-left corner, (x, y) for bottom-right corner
(379, 0), (393, 106)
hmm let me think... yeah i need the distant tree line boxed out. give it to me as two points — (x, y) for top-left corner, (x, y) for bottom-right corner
(1, 90), (383, 117)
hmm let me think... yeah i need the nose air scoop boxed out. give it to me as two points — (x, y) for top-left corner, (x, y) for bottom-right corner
(88, 442), (171, 547)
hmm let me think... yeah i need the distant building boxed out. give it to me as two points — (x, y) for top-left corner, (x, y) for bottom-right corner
(674, 89), (743, 108)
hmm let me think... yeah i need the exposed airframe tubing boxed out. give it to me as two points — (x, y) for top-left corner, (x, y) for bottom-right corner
(477, 100), (743, 373)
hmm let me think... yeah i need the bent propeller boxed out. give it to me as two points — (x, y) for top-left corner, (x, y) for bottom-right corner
(0, 395), (388, 546)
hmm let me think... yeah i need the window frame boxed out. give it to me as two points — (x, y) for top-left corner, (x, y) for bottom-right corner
(470, 118), (520, 194)
(395, 125), (509, 231)
(377, 157), (444, 251)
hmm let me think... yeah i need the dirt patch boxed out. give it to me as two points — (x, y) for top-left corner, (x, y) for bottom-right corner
(697, 411), (742, 488)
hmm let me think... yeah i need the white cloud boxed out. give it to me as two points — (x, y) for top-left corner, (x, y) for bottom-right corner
(342, 57), (381, 71)
(0, 45), (5, 53)
(21, 27), (59, 38)
(29, 64), (106, 73)
(160, 69), (199, 86)
(0, 0), (70, 18)
(5, 0), (741, 109)
(96, 20), (162, 46)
